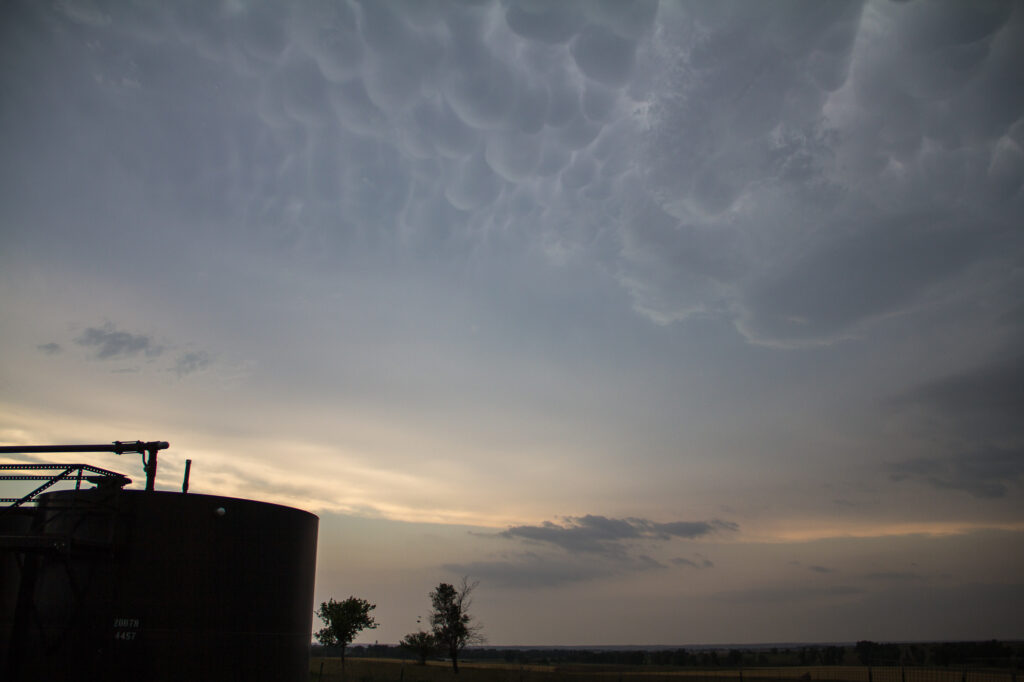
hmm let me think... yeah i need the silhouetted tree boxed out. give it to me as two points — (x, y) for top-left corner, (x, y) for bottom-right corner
(315, 596), (378, 665)
(429, 577), (485, 674)
(856, 641), (882, 666)
(823, 646), (845, 665)
(400, 631), (436, 665)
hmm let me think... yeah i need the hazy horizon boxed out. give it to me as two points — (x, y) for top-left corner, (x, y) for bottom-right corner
(2, 0), (1022, 646)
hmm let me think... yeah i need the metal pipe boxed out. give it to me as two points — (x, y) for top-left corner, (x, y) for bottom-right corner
(0, 441), (169, 491)
(0, 441), (169, 455)
(182, 459), (192, 494)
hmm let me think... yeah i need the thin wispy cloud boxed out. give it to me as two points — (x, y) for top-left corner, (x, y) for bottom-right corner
(672, 556), (714, 570)
(499, 515), (738, 556)
(715, 585), (864, 604)
(36, 342), (62, 355)
(172, 350), (212, 378)
(449, 515), (733, 588)
(74, 324), (162, 360)
(864, 572), (925, 582)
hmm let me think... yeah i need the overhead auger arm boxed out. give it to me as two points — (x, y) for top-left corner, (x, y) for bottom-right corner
(0, 441), (169, 491)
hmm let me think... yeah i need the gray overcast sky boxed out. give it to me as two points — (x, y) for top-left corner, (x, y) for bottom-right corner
(1, 0), (1022, 645)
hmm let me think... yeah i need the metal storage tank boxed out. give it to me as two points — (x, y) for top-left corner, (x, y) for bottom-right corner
(0, 508), (35, 671)
(4, 486), (318, 682)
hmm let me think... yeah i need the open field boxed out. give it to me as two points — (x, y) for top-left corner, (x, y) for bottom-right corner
(310, 659), (1022, 682)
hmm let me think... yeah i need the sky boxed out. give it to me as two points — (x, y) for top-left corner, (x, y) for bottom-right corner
(1, 0), (1022, 646)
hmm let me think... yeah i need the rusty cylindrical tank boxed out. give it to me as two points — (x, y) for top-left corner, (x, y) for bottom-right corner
(5, 487), (318, 681)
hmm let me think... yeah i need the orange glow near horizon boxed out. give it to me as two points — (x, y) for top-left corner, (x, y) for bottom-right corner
(739, 518), (1024, 543)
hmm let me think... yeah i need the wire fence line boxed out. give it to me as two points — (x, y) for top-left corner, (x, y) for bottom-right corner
(311, 660), (1022, 682)
(654, 668), (1019, 682)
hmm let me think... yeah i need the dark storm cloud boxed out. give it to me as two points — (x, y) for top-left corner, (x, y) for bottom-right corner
(629, 1), (1024, 347)
(889, 354), (1024, 498)
(889, 447), (1024, 499)
(75, 324), (162, 360)
(899, 353), (1024, 435)
(500, 515), (737, 556)
(799, 582), (1024, 641)
(2, 0), (656, 273)
(738, 211), (987, 344)
(2, 0), (1021, 356)
(624, 2), (866, 330)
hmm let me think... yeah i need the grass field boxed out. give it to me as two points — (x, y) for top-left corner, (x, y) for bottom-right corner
(310, 659), (1022, 682)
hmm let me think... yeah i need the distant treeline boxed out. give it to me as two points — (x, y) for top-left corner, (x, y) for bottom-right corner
(312, 640), (1022, 669)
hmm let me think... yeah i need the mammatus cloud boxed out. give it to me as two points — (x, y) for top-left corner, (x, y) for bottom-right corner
(2, 0), (1023, 643)
(5, 0), (1020, 356)
(75, 324), (162, 360)
(631, 1), (1024, 347)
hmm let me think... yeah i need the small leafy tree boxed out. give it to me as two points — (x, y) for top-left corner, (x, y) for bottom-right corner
(400, 630), (436, 665)
(315, 596), (378, 665)
(429, 577), (484, 674)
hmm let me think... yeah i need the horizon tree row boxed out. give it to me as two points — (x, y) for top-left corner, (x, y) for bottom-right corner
(315, 576), (485, 674)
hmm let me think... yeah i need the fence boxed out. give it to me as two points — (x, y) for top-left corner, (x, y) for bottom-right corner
(311, 660), (1021, 682)
(657, 668), (1018, 682)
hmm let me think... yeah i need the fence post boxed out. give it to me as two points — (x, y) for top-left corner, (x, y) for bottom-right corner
(868, 666), (873, 682)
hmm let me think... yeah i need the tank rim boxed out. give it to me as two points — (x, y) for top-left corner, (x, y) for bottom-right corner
(36, 488), (319, 520)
